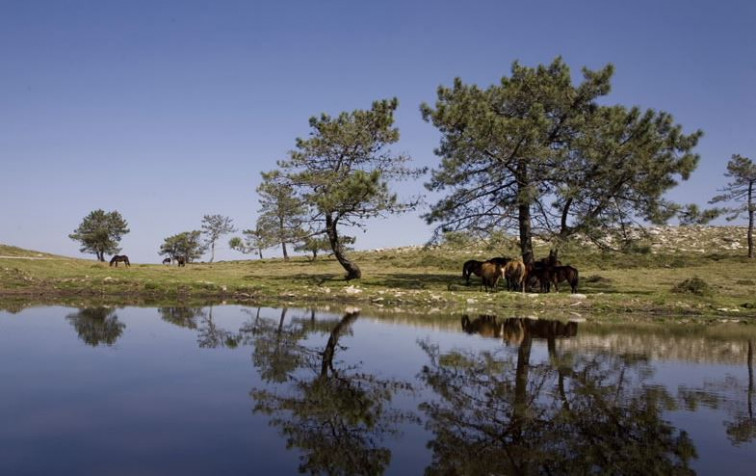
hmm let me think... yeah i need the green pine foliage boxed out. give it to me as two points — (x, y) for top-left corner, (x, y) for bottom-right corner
(421, 57), (703, 261)
(68, 209), (130, 262)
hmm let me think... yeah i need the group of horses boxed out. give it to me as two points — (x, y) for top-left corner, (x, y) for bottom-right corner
(462, 255), (579, 294)
(109, 255), (186, 267)
(162, 257), (186, 266)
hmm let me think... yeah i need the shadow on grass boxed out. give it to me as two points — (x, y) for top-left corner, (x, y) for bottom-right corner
(253, 273), (344, 287)
(367, 273), (461, 290)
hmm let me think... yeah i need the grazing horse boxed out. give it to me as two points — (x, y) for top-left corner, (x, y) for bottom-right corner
(549, 265), (580, 293)
(109, 255), (130, 267)
(504, 259), (526, 292)
(177, 256), (186, 267)
(462, 259), (485, 286)
(479, 261), (503, 292)
(162, 258), (171, 265)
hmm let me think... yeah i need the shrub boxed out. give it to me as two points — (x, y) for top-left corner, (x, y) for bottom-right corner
(671, 276), (711, 296)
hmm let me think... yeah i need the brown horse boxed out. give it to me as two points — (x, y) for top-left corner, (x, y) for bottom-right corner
(504, 259), (526, 292)
(548, 265), (580, 293)
(177, 256), (186, 267)
(479, 261), (503, 292)
(109, 255), (130, 267)
(462, 259), (484, 285)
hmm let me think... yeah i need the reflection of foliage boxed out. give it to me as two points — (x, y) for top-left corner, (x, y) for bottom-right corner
(65, 307), (125, 346)
(252, 310), (415, 475)
(250, 308), (307, 383)
(159, 306), (240, 348)
(419, 336), (697, 475)
(157, 306), (204, 329)
(679, 339), (756, 446)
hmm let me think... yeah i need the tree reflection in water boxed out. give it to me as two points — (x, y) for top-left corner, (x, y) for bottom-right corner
(251, 309), (416, 475)
(678, 339), (756, 446)
(158, 306), (240, 348)
(65, 307), (125, 346)
(419, 315), (697, 475)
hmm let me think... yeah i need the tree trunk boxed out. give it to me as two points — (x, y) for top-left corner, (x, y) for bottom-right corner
(280, 216), (289, 260)
(748, 181), (754, 259)
(516, 159), (535, 265)
(209, 242), (215, 263)
(320, 310), (360, 377)
(325, 214), (361, 280)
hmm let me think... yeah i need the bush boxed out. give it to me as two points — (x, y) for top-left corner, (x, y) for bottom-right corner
(671, 276), (711, 296)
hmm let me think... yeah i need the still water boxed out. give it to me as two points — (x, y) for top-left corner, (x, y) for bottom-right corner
(1, 305), (754, 475)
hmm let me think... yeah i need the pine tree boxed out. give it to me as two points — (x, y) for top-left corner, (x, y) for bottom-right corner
(710, 154), (756, 258)
(275, 98), (424, 279)
(422, 57), (702, 262)
(69, 209), (130, 261)
(256, 170), (307, 260)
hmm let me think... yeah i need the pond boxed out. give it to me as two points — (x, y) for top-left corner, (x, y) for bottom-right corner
(1, 304), (754, 475)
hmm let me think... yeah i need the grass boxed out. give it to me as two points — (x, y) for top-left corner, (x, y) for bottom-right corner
(1, 236), (755, 323)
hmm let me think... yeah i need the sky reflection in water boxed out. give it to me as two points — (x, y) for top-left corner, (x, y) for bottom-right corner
(0, 305), (754, 475)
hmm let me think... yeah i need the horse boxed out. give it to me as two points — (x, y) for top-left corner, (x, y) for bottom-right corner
(479, 261), (503, 292)
(162, 258), (171, 265)
(504, 259), (526, 292)
(549, 265), (580, 293)
(177, 256), (186, 267)
(109, 255), (130, 267)
(462, 259), (485, 285)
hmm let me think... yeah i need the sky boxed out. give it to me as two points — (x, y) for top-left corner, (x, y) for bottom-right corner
(1, 0), (754, 263)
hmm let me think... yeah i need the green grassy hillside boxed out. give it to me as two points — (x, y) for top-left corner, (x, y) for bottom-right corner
(1, 225), (754, 322)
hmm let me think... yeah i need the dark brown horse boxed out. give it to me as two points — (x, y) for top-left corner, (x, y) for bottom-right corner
(177, 256), (186, 267)
(109, 255), (130, 267)
(462, 259), (484, 285)
(548, 265), (579, 293)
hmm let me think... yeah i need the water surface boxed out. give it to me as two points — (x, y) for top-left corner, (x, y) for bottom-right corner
(1, 305), (754, 474)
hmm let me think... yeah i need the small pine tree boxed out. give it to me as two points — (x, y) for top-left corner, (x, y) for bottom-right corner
(710, 154), (756, 258)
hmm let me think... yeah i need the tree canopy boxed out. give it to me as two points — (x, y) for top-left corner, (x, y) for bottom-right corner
(710, 154), (756, 258)
(256, 170), (308, 260)
(159, 230), (206, 263)
(421, 57), (703, 261)
(229, 227), (272, 259)
(68, 209), (130, 261)
(274, 98), (424, 279)
(200, 214), (236, 263)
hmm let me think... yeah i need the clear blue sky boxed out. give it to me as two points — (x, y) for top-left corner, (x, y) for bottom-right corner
(1, 0), (754, 263)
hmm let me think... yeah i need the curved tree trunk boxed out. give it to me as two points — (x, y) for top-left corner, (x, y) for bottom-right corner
(325, 214), (361, 280)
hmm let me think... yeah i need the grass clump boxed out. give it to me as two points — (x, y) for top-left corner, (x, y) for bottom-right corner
(671, 276), (712, 296)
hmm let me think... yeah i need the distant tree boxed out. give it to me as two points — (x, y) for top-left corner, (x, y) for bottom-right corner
(201, 214), (236, 263)
(422, 57), (702, 262)
(275, 98), (425, 279)
(229, 226), (272, 259)
(159, 230), (206, 263)
(710, 154), (756, 258)
(294, 235), (355, 261)
(256, 170), (308, 260)
(69, 209), (130, 261)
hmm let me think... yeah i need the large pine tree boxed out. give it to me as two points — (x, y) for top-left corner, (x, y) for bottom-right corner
(421, 57), (702, 262)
